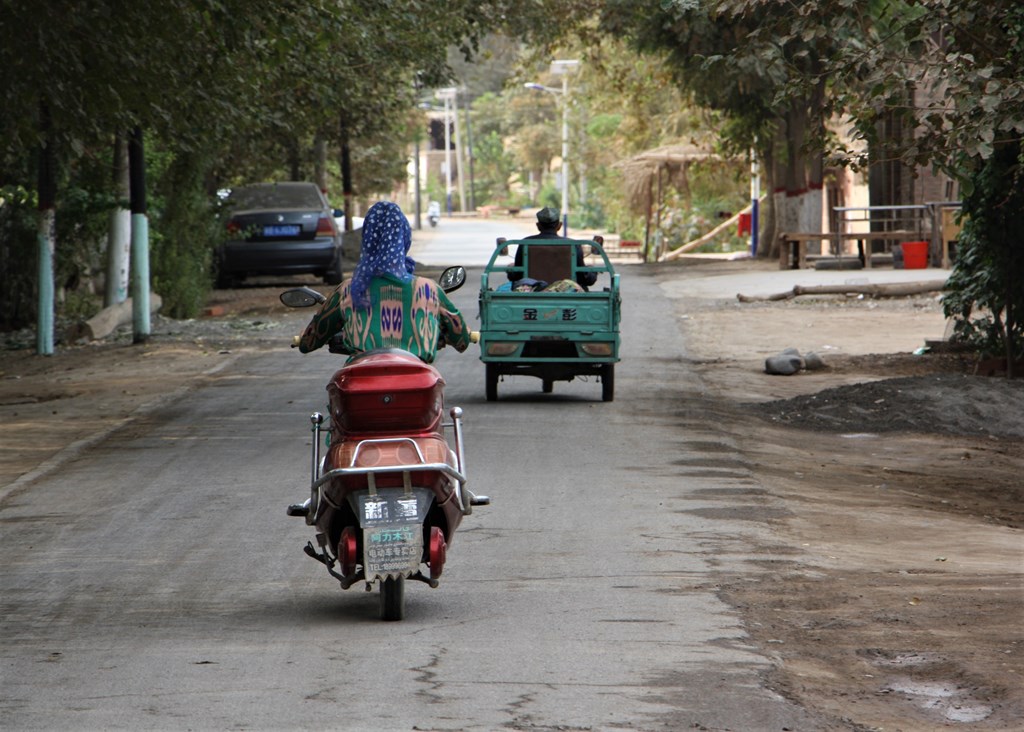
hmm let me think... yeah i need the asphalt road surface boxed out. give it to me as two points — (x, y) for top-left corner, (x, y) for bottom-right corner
(0, 238), (833, 729)
(409, 214), (535, 267)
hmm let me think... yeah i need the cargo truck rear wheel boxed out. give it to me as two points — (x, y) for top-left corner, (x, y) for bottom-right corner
(602, 364), (615, 402)
(485, 364), (499, 402)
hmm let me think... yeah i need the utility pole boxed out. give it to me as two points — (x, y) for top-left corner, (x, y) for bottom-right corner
(465, 100), (476, 211)
(452, 91), (466, 214)
(128, 127), (151, 344)
(36, 102), (56, 355)
(436, 87), (458, 215)
(105, 135), (131, 307)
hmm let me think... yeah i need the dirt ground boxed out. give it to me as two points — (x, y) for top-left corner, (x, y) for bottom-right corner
(661, 258), (1024, 731)
(1, 260), (1022, 731)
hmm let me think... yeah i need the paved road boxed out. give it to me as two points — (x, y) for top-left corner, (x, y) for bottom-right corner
(410, 214), (535, 267)
(0, 263), (832, 729)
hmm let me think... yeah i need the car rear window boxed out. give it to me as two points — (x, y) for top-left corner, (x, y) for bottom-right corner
(229, 184), (323, 209)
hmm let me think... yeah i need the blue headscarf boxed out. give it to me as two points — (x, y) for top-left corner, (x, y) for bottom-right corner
(350, 201), (416, 310)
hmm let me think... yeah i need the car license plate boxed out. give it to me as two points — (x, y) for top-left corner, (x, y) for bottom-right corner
(263, 224), (300, 237)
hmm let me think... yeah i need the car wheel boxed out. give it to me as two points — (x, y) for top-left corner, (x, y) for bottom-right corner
(215, 268), (240, 289)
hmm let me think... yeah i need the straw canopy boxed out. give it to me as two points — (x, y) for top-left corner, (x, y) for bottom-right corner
(614, 143), (725, 215)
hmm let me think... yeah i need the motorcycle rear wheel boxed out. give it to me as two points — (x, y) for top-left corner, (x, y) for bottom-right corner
(379, 576), (405, 621)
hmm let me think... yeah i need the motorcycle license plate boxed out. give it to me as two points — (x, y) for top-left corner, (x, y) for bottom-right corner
(263, 224), (300, 237)
(364, 524), (422, 578)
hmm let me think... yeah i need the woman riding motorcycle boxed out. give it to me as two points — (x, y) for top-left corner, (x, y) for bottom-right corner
(298, 201), (471, 362)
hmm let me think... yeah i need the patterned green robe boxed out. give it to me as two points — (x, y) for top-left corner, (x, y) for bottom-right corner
(298, 274), (470, 362)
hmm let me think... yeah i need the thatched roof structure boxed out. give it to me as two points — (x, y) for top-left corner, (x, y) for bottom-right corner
(614, 143), (727, 215)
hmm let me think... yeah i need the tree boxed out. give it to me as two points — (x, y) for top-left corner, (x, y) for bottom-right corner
(469, 93), (518, 204)
(0, 1), (523, 330)
(763, 0), (1024, 373)
(0, 0), (316, 327)
(942, 142), (1024, 374)
(595, 0), (851, 256)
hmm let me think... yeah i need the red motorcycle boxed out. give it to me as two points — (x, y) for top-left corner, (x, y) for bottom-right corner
(280, 266), (488, 620)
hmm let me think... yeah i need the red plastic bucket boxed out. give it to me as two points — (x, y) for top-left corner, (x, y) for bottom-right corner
(901, 240), (929, 269)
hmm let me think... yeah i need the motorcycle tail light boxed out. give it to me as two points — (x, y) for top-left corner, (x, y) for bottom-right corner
(580, 342), (613, 356)
(428, 526), (447, 580)
(486, 342), (518, 356)
(339, 526), (358, 576)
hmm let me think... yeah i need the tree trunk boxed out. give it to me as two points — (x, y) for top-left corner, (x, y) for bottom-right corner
(773, 117), (801, 236)
(339, 115), (353, 232)
(737, 280), (948, 303)
(313, 135), (328, 194)
(128, 126), (150, 344)
(771, 96), (828, 256)
(288, 138), (301, 182)
(1006, 280), (1016, 379)
(759, 141), (778, 260)
(104, 134), (131, 307)
(36, 101), (56, 355)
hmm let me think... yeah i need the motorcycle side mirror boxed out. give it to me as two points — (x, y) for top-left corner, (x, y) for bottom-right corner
(497, 237), (508, 256)
(280, 287), (327, 308)
(438, 266), (466, 293)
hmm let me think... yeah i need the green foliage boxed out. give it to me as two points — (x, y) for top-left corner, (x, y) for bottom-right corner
(472, 130), (516, 204)
(537, 182), (561, 210)
(0, 1), (533, 331)
(468, 93), (518, 206)
(151, 151), (219, 319)
(575, 196), (606, 230)
(942, 142), (1024, 366)
(0, 186), (38, 330)
(53, 157), (121, 296)
(1, 146), (121, 331)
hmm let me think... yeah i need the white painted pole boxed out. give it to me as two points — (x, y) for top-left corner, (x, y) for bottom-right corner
(443, 95), (452, 216)
(561, 73), (569, 237)
(105, 135), (131, 306)
(751, 150), (761, 256)
(452, 91), (466, 214)
(36, 209), (55, 355)
(128, 127), (150, 343)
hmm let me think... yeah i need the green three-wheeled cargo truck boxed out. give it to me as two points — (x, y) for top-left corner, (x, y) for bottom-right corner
(478, 237), (621, 402)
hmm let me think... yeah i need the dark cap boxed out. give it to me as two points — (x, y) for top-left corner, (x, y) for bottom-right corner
(536, 207), (561, 225)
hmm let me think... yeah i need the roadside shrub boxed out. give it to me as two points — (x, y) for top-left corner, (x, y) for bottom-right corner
(151, 152), (218, 319)
(0, 185), (37, 331)
(943, 142), (1024, 374)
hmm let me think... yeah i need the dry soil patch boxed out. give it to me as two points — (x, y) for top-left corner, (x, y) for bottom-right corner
(662, 258), (1023, 730)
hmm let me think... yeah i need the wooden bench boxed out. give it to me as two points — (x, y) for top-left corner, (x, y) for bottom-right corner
(779, 231), (927, 269)
(778, 233), (833, 269)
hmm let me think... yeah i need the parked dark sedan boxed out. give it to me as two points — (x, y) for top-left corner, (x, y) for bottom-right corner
(215, 182), (344, 287)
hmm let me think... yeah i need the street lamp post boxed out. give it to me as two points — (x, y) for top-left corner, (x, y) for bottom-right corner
(525, 59), (579, 236)
(435, 87), (456, 216)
